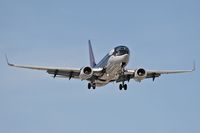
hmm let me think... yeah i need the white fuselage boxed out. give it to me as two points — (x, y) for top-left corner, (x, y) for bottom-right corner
(95, 54), (129, 87)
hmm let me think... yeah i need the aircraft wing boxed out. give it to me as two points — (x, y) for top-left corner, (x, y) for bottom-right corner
(117, 63), (196, 82)
(145, 69), (195, 79)
(5, 55), (103, 79)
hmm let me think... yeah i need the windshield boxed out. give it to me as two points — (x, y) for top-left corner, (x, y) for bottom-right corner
(114, 46), (129, 56)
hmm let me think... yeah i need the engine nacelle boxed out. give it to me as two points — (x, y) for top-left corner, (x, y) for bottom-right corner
(79, 66), (93, 80)
(134, 68), (147, 82)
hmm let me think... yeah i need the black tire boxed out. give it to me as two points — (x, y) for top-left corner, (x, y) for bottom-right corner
(88, 83), (91, 89)
(119, 84), (123, 90)
(92, 86), (96, 89)
(124, 84), (127, 90)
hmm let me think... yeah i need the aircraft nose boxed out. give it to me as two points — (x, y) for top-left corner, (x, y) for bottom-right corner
(122, 54), (129, 62)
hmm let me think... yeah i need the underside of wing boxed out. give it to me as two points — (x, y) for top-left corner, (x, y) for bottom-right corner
(118, 63), (195, 82)
(6, 56), (104, 80)
(7, 62), (81, 79)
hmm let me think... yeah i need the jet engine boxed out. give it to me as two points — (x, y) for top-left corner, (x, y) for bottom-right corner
(134, 68), (147, 82)
(79, 66), (93, 80)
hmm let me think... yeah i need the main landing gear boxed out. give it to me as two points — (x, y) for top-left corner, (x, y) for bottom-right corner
(87, 82), (128, 91)
(88, 83), (96, 90)
(119, 82), (127, 90)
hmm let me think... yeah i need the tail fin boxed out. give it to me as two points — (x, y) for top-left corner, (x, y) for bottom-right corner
(88, 40), (96, 67)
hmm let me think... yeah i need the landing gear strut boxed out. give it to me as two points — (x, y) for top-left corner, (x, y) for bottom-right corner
(119, 82), (127, 90)
(88, 83), (96, 90)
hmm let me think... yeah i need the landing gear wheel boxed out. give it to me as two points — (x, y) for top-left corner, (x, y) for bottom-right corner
(92, 83), (96, 89)
(119, 83), (128, 90)
(88, 83), (91, 89)
(124, 84), (127, 90)
(88, 83), (96, 90)
(119, 84), (123, 90)
(92, 86), (96, 89)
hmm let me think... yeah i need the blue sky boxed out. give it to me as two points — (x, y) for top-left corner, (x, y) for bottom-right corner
(0, 0), (200, 133)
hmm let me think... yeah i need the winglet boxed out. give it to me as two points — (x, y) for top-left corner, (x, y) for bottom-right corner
(5, 54), (14, 66)
(88, 40), (96, 68)
(192, 61), (196, 71)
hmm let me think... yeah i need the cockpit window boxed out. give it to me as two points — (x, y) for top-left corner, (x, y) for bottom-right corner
(114, 46), (129, 56)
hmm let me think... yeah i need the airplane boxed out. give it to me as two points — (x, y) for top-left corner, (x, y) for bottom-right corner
(5, 40), (195, 90)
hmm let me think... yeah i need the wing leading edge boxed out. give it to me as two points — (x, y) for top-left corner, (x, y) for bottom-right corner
(122, 62), (196, 82)
(6, 55), (81, 79)
(5, 55), (104, 80)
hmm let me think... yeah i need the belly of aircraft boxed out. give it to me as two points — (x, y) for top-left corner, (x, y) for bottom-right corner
(95, 63), (121, 87)
(94, 54), (129, 87)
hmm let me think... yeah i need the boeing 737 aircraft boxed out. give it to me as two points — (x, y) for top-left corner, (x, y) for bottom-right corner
(6, 40), (195, 90)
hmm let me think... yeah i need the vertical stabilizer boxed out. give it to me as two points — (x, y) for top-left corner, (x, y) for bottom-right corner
(88, 40), (96, 68)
